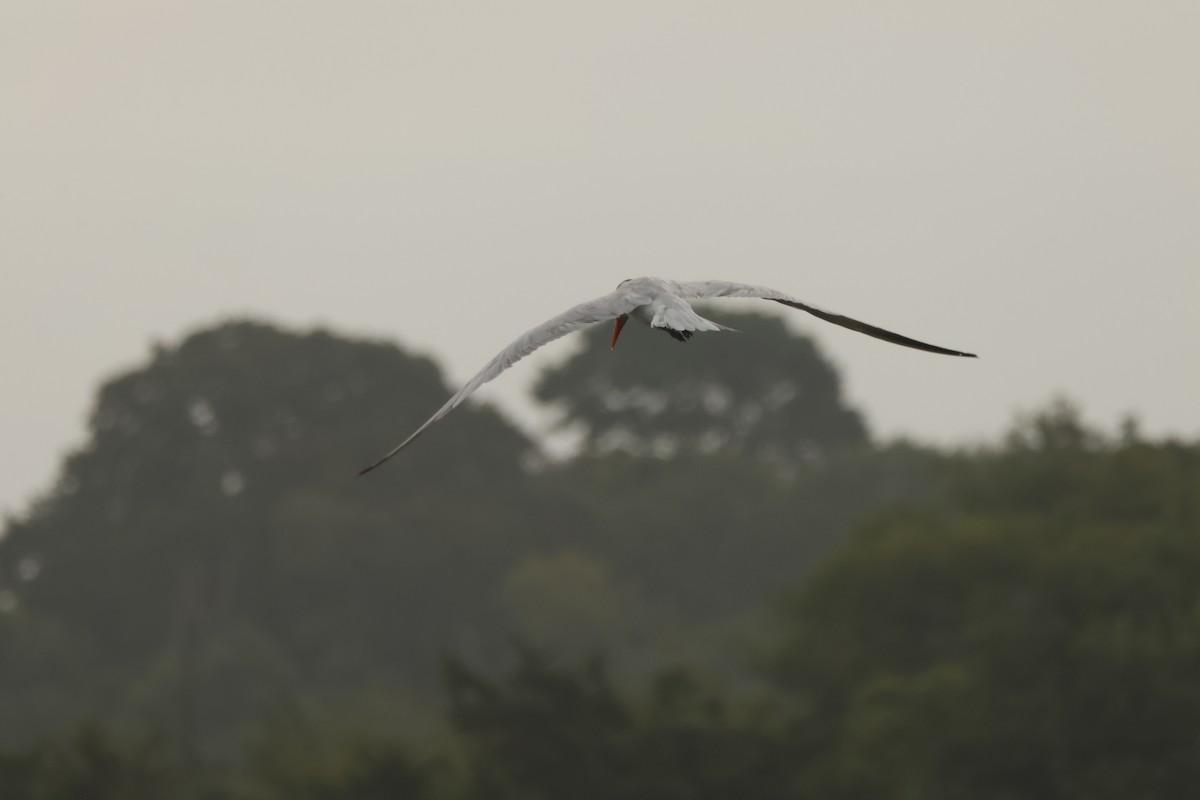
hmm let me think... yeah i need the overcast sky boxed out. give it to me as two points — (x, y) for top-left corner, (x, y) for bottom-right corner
(3, 1), (1198, 515)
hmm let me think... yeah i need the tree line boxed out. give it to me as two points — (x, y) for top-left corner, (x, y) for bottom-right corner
(2, 317), (1197, 798)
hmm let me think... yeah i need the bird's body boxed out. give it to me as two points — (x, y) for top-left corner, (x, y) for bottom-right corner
(359, 277), (975, 474)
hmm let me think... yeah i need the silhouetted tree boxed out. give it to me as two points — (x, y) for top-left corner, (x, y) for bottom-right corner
(249, 734), (433, 800)
(445, 649), (794, 800)
(0, 320), (537, 759)
(537, 436), (947, 623)
(0, 723), (175, 800)
(769, 410), (1200, 799)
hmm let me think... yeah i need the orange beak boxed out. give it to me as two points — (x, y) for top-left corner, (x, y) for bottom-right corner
(610, 315), (629, 350)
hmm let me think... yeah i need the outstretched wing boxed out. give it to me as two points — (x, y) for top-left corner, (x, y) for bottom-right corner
(670, 279), (977, 358)
(359, 289), (641, 474)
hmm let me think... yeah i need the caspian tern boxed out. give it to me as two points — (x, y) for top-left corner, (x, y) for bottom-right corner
(359, 277), (976, 474)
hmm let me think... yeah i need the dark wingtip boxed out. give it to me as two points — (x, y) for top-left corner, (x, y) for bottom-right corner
(357, 462), (379, 477)
(773, 298), (978, 359)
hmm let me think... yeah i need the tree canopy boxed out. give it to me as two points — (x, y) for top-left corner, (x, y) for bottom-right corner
(0, 320), (540, 751)
(769, 405), (1200, 799)
(3, 319), (1198, 799)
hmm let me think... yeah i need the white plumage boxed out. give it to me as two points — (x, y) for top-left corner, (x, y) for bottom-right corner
(359, 277), (975, 474)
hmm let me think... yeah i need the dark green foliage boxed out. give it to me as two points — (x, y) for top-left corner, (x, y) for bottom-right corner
(0, 724), (175, 800)
(542, 442), (941, 620)
(0, 320), (538, 757)
(1, 320), (531, 654)
(3, 316), (1199, 799)
(445, 650), (794, 800)
(951, 398), (1200, 527)
(249, 735), (433, 800)
(769, 405), (1200, 799)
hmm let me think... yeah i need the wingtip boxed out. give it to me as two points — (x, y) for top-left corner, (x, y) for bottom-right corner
(357, 462), (379, 477)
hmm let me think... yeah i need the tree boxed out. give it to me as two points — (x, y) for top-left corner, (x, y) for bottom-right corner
(248, 730), (433, 800)
(445, 649), (793, 800)
(0, 320), (538, 758)
(534, 310), (867, 463)
(0, 723), (175, 800)
(498, 550), (649, 661)
(538, 437), (947, 625)
(768, 411), (1200, 799)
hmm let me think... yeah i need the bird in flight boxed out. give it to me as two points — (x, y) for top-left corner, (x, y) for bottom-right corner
(359, 277), (976, 474)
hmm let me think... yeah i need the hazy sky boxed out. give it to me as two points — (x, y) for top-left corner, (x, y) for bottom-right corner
(4, 1), (1198, 515)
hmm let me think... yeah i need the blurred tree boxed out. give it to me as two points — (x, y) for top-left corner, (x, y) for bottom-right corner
(0, 320), (538, 757)
(951, 398), (1200, 527)
(0, 723), (175, 800)
(445, 648), (793, 800)
(534, 310), (867, 463)
(248, 734), (433, 800)
(541, 441), (945, 621)
(0, 608), (90, 747)
(498, 550), (649, 660)
(769, 409), (1200, 799)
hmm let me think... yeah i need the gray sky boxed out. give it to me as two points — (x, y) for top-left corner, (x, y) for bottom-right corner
(3, 1), (1198, 515)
